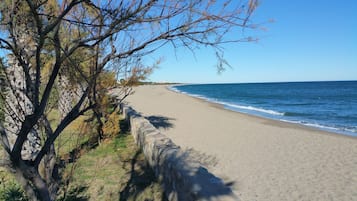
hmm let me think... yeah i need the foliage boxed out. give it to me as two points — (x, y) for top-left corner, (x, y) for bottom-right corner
(0, 169), (28, 201)
(51, 111), (94, 157)
(0, 182), (28, 201)
(102, 109), (120, 138)
(95, 71), (119, 115)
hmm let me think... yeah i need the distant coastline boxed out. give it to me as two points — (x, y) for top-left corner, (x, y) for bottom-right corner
(169, 79), (357, 85)
(137, 81), (182, 85)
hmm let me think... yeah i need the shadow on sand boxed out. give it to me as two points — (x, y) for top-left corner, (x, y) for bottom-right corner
(151, 144), (238, 201)
(122, 105), (238, 200)
(145, 115), (175, 130)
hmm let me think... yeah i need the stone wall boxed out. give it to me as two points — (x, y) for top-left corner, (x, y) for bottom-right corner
(121, 104), (238, 201)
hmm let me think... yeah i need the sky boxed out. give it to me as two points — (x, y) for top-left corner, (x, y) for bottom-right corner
(147, 0), (357, 84)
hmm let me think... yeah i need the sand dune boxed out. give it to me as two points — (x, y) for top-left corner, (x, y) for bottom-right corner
(125, 85), (357, 201)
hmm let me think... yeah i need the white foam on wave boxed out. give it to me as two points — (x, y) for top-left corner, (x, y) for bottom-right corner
(169, 86), (207, 99)
(169, 87), (284, 116)
(280, 119), (335, 129)
(344, 128), (357, 133)
(221, 102), (285, 116)
(280, 119), (357, 136)
(304, 123), (339, 130)
(190, 94), (206, 99)
(167, 86), (181, 93)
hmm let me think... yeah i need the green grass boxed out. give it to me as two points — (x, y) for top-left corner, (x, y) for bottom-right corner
(61, 133), (165, 201)
(1, 109), (165, 201)
(47, 109), (93, 157)
(0, 166), (28, 201)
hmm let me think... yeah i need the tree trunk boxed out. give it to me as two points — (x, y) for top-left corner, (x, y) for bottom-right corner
(42, 145), (58, 201)
(94, 108), (104, 143)
(14, 160), (52, 201)
(14, 168), (38, 201)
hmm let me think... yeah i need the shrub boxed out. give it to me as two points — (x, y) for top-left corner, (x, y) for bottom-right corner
(0, 182), (28, 201)
(102, 109), (120, 138)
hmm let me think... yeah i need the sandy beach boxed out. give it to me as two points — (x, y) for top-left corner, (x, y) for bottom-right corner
(125, 85), (357, 201)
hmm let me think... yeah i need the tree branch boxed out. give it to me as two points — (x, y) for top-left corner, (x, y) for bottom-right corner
(34, 88), (93, 166)
(42, 0), (84, 36)
(0, 124), (12, 155)
(37, 25), (61, 117)
(24, 0), (45, 108)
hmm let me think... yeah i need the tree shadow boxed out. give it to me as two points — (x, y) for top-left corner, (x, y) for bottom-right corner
(145, 115), (175, 130)
(60, 138), (98, 164)
(121, 105), (238, 200)
(182, 148), (219, 169)
(59, 185), (89, 201)
(119, 117), (130, 134)
(119, 149), (168, 201)
(152, 144), (238, 200)
(118, 118), (167, 200)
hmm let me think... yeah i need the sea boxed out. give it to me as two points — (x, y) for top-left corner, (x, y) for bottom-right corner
(170, 81), (357, 137)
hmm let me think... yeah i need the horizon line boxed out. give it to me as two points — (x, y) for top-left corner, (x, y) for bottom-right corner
(159, 79), (357, 85)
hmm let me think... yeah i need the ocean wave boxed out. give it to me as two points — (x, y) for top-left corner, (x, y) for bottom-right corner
(344, 127), (357, 134)
(170, 86), (285, 116)
(280, 119), (338, 130)
(168, 86), (180, 93)
(281, 103), (316, 106)
(170, 86), (208, 99)
(221, 102), (285, 116)
(284, 112), (313, 117)
(280, 119), (357, 136)
(190, 94), (206, 99)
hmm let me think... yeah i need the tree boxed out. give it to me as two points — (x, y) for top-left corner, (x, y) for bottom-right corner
(0, 0), (258, 200)
(0, 60), (5, 122)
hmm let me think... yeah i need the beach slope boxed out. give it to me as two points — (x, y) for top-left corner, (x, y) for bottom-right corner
(125, 85), (357, 201)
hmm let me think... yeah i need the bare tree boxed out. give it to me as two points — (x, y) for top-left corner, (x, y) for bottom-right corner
(0, 0), (258, 200)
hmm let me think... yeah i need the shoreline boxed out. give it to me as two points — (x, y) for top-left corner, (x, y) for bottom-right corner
(125, 84), (357, 201)
(168, 85), (357, 138)
(194, 94), (356, 140)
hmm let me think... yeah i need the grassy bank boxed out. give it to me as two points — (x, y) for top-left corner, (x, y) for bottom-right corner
(1, 113), (165, 201)
(61, 132), (165, 201)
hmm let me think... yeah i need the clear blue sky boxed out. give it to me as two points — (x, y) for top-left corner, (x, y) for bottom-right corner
(147, 0), (357, 83)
